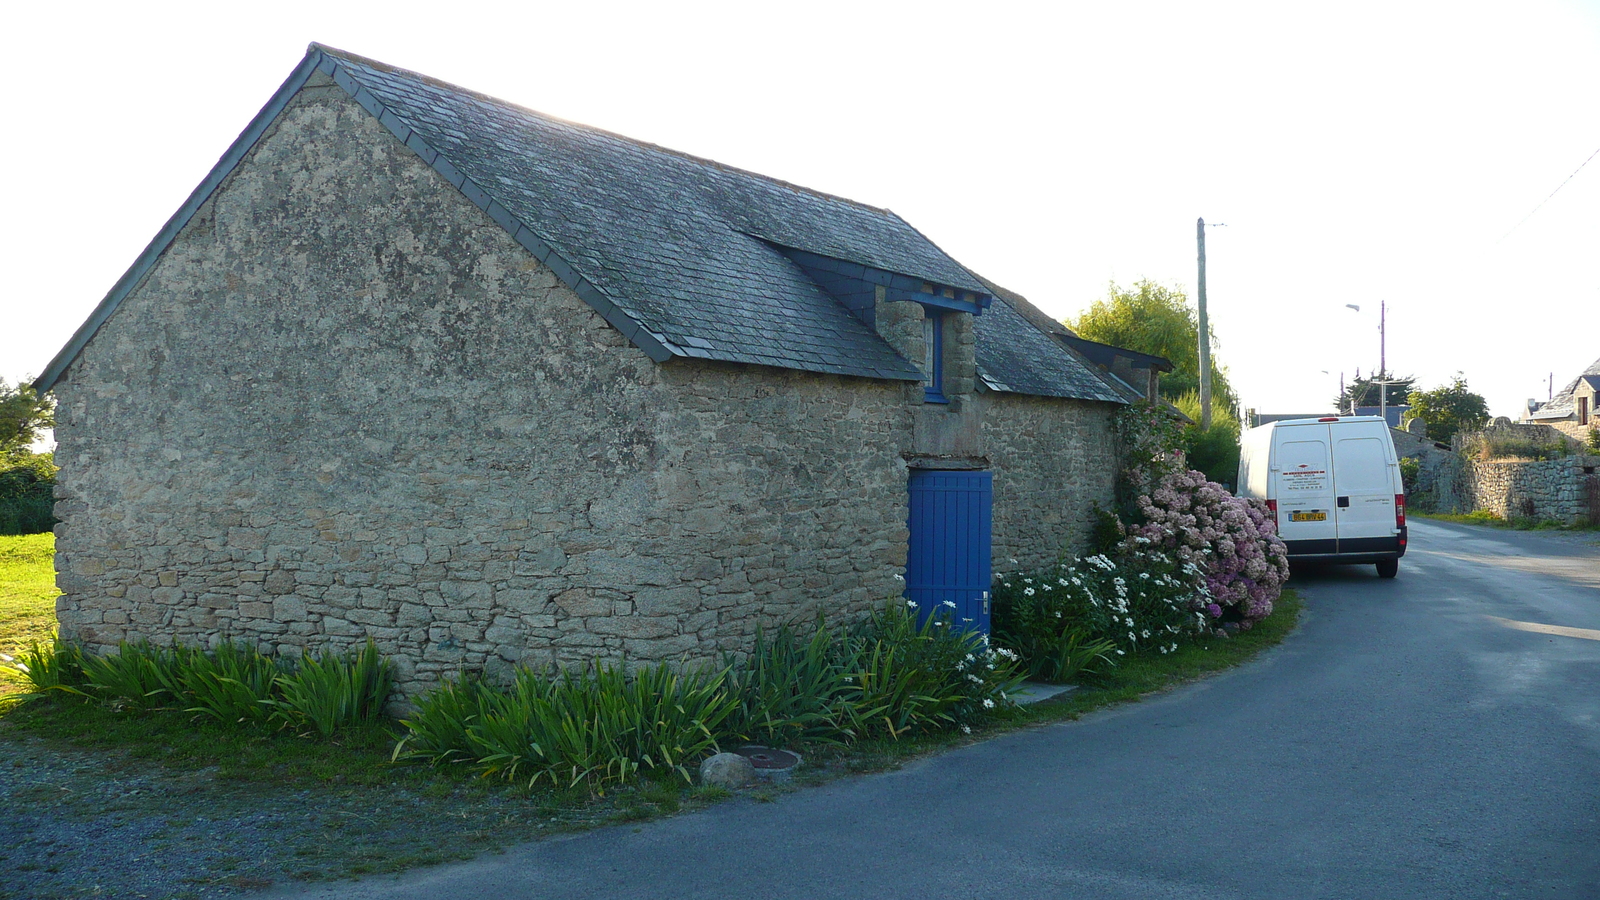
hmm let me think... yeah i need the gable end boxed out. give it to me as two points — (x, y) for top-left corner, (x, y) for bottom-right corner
(35, 46), (677, 395)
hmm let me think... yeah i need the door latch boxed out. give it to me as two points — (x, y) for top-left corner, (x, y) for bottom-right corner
(981, 591), (990, 615)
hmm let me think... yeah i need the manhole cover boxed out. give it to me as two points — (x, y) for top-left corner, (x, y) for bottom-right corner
(734, 746), (799, 770)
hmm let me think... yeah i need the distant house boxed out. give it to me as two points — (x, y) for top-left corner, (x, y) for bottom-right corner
(1522, 357), (1600, 441)
(1354, 405), (1410, 429)
(37, 44), (1148, 697)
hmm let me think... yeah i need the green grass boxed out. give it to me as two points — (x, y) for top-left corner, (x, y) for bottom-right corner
(0, 533), (58, 697)
(1415, 510), (1600, 532)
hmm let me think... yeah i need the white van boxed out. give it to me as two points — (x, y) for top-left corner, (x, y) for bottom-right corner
(1236, 416), (1407, 577)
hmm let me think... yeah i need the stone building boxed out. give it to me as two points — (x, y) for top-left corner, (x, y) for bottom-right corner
(36, 45), (1142, 696)
(1522, 357), (1600, 443)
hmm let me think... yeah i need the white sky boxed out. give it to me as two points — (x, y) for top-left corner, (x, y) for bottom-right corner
(4, 0), (1599, 421)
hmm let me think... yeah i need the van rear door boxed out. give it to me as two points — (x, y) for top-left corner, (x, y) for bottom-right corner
(1331, 428), (1398, 552)
(1274, 424), (1337, 553)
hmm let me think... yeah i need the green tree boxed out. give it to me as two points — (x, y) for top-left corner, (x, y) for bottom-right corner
(1069, 280), (1238, 414)
(1333, 370), (1414, 413)
(0, 450), (57, 534)
(0, 378), (54, 456)
(1405, 374), (1489, 444)
(1173, 390), (1241, 488)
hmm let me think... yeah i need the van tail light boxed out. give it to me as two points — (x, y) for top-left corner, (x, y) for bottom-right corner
(1395, 494), (1407, 546)
(1266, 498), (1278, 528)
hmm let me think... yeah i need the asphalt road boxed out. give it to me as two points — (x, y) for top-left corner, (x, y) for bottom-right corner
(260, 519), (1600, 900)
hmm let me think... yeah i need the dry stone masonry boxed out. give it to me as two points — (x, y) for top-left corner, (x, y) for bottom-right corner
(1436, 426), (1599, 524)
(46, 55), (1123, 700)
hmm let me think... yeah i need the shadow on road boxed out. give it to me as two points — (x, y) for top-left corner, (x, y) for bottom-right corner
(1285, 561), (1391, 585)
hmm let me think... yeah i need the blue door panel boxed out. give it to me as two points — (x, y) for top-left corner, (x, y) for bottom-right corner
(905, 470), (992, 633)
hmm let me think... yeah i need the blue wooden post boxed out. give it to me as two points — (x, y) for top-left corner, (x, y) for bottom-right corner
(905, 469), (993, 633)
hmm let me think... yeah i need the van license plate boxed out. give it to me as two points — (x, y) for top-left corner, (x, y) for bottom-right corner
(1291, 511), (1326, 522)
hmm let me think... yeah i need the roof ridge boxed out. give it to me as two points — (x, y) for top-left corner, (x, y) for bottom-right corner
(309, 42), (898, 219)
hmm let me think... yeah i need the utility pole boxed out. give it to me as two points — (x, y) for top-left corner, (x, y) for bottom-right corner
(1379, 299), (1386, 378)
(1197, 217), (1212, 430)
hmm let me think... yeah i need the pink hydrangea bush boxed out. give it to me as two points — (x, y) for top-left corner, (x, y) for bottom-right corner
(1123, 469), (1289, 626)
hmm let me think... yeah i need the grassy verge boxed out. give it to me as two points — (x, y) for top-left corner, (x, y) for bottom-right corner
(1414, 510), (1600, 532)
(0, 528), (1303, 898)
(0, 533), (58, 698)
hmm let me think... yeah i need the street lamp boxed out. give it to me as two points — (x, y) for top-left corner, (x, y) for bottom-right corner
(1344, 302), (1393, 422)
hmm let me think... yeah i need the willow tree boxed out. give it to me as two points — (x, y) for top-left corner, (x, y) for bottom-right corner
(1069, 280), (1237, 414)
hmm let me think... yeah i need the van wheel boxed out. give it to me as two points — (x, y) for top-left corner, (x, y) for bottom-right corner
(1376, 559), (1399, 579)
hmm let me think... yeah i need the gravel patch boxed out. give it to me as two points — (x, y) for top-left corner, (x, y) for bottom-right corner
(0, 730), (644, 900)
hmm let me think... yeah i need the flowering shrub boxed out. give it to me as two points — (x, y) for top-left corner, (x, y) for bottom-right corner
(1123, 469), (1289, 625)
(1113, 400), (1186, 500)
(847, 601), (1023, 736)
(993, 548), (1213, 678)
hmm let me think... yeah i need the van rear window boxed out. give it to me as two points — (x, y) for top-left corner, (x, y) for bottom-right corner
(1333, 437), (1390, 494)
(1279, 440), (1329, 493)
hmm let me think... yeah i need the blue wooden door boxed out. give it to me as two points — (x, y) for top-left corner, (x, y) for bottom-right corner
(905, 469), (993, 633)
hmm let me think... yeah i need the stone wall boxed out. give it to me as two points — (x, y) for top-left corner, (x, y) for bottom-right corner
(1435, 453), (1600, 524)
(982, 393), (1117, 573)
(1549, 420), (1598, 445)
(1388, 426), (1453, 510)
(50, 72), (1122, 699)
(51, 78), (910, 698)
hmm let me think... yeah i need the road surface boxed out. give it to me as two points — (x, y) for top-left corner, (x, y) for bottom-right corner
(260, 519), (1600, 899)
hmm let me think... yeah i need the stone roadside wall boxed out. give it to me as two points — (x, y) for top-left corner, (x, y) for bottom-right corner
(50, 72), (1120, 699)
(1435, 453), (1600, 524)
(1388, 426), (1453, 510)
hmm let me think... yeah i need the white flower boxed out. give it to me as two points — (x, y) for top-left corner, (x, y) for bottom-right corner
(982, 698), (995, 709)
(906, 599), (918, 608)
(1024, 587), (1035, 596)
(942, 600), (957, 609)
(893, 573), (905, 582)
(961, 724), (972, 734)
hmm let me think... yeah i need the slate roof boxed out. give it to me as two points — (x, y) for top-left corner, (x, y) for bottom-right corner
(39, 44), (1126, 406)
(1529, 356), (1600, 419)
(970, 279), (1125, 403)
(313, 45), (978, 382)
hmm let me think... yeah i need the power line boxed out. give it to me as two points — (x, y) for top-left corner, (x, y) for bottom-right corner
(1496, 143), (1600, 244)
